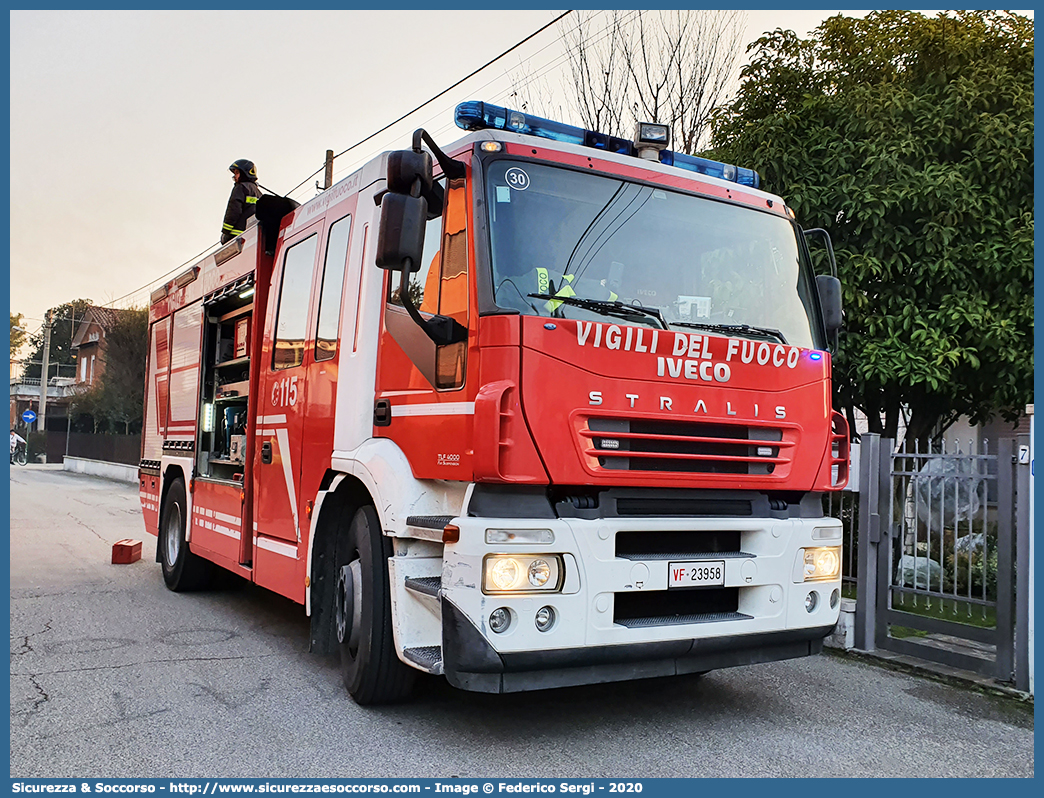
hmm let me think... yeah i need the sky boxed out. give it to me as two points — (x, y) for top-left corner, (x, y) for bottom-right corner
(9, 8), (978, 343)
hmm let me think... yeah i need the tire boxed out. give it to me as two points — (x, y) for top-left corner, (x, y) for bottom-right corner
(336, 504), (415, 705)
(14, 449), (26, 466)
(159, 477), (214, 592)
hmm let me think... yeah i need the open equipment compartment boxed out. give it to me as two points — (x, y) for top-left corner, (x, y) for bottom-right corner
(197, 274), (255, 483)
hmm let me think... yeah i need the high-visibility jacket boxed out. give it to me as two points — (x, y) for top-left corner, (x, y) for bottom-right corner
(534, 267), (618, 312)
(221, 180), (262, 243)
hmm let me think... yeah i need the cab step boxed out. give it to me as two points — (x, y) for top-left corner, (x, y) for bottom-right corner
(404, 575), (442, 597)
(405, 515), (455, 542)
(403, 645), (444, 675)
(404, 575), (442, 615)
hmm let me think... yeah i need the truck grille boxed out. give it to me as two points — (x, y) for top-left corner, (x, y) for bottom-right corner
(579, 416), (796, 477)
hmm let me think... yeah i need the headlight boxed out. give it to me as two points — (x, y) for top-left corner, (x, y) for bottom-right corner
(801, 547), (841, 581)
(483, 554), (563, 593)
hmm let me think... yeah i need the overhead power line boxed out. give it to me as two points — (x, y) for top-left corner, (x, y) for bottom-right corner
(324, 10), (637, 186)
(286, 9), (574, 196)
(88, 11), (574, 313)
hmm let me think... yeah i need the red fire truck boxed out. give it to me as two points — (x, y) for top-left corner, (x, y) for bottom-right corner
(139, 101), (849, 704)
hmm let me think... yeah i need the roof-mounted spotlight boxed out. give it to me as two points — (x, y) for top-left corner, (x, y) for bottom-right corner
(634, 122), (670, 161)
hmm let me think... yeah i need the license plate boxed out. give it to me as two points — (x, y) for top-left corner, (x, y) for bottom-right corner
(668, 560), (726, 588)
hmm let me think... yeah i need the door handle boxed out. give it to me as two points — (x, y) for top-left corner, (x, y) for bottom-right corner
(261, 441), (272, 464)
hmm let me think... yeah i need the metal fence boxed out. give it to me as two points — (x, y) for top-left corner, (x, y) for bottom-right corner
(889, 438), (997, 621)
(878, 437), (1014, 680)
(841, 434), (1030, 691)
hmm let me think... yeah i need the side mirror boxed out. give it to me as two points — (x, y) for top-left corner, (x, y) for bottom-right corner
(816, 275), (843, 335)
(386, 150), (433, 195)
(375, 193), (427, 270)
(386, 149), (444, 218)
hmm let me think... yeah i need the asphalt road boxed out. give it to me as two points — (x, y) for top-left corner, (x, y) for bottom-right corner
(9, 465), (1034, 778)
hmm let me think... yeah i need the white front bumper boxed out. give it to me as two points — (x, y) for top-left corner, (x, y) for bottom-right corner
(441, 515), (842, 654)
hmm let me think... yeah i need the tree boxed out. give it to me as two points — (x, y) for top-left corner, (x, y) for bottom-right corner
(76, 307), (148, 435)
(711, 11), (1033, 441)
(21, 299), (93, 381)
(10, 313), (26, 358)
(542, 10), (745, 153)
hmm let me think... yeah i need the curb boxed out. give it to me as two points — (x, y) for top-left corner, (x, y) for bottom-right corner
(824, 646), (1033, 703)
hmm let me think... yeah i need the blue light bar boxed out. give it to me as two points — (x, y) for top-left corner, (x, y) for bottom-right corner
(454, 100), (759, 189)
(455, 100), (583, 146)
(669, 152), (760, 189)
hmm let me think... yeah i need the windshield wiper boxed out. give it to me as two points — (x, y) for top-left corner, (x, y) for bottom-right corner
(528, 293), (669, 330)
(671, 321), (788, 345)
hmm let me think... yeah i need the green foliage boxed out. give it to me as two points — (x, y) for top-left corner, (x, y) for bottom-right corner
(10, 313), (27, 358)
(26, 431), (47, 462)
(22, 299), (93, 381)
(76, 307), (148, 434)
(711, 11), (1033, 440)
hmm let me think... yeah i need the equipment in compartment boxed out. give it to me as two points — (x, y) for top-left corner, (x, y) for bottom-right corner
(235, 316), (250, 358)
(198, 296), (253, 481)
(223, 406), (247, 460)
(216, 336), (235, 365)
(229, 434), (247, 464)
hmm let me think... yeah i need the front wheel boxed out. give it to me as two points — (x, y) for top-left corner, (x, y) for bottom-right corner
(159, 477), (214, 591)
(336, 505), (415, 705)
(14, 448), (27, 466)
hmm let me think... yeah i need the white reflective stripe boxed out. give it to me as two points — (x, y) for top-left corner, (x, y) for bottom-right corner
(259, 414), (286, 424)
(390, 402), (475, 417)
(213, 525), (241, 540)
(275, 427), (300, 542)
(214, 511), (241, 525)
(256, 536), (298, 558)
(255, 429), (274, 435)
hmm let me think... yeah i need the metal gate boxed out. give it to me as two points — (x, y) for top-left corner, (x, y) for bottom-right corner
(873, 437), (1017, 680)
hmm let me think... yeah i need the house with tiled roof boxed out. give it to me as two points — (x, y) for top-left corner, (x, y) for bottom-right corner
(70, 306), (133, 387)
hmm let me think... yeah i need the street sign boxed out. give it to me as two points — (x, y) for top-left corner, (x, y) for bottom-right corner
(21, 409), (37, 424)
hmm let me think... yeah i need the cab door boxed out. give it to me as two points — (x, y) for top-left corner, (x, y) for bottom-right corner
(253, 222), (323, 544)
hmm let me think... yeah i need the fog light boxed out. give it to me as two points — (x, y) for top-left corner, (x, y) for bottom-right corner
(489, 608), (510, 633)
(830, 588), (839, 609)
(528, 559), (551, 587)
(805, 591), (819, 613)
(535, 606), (555, 632)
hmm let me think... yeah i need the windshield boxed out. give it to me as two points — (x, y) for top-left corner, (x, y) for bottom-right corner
(484, 159), (824, 349)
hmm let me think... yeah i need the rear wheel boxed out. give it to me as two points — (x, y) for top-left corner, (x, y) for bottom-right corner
(336, 504), (415, 705)
(159, 477), (214, 591)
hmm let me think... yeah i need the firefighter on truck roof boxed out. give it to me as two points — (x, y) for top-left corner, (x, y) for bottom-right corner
(221, 158), (262, 243)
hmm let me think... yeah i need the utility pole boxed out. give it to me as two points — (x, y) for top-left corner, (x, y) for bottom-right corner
(324, 149), (334, 190)
(38, 310), (52, 447)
